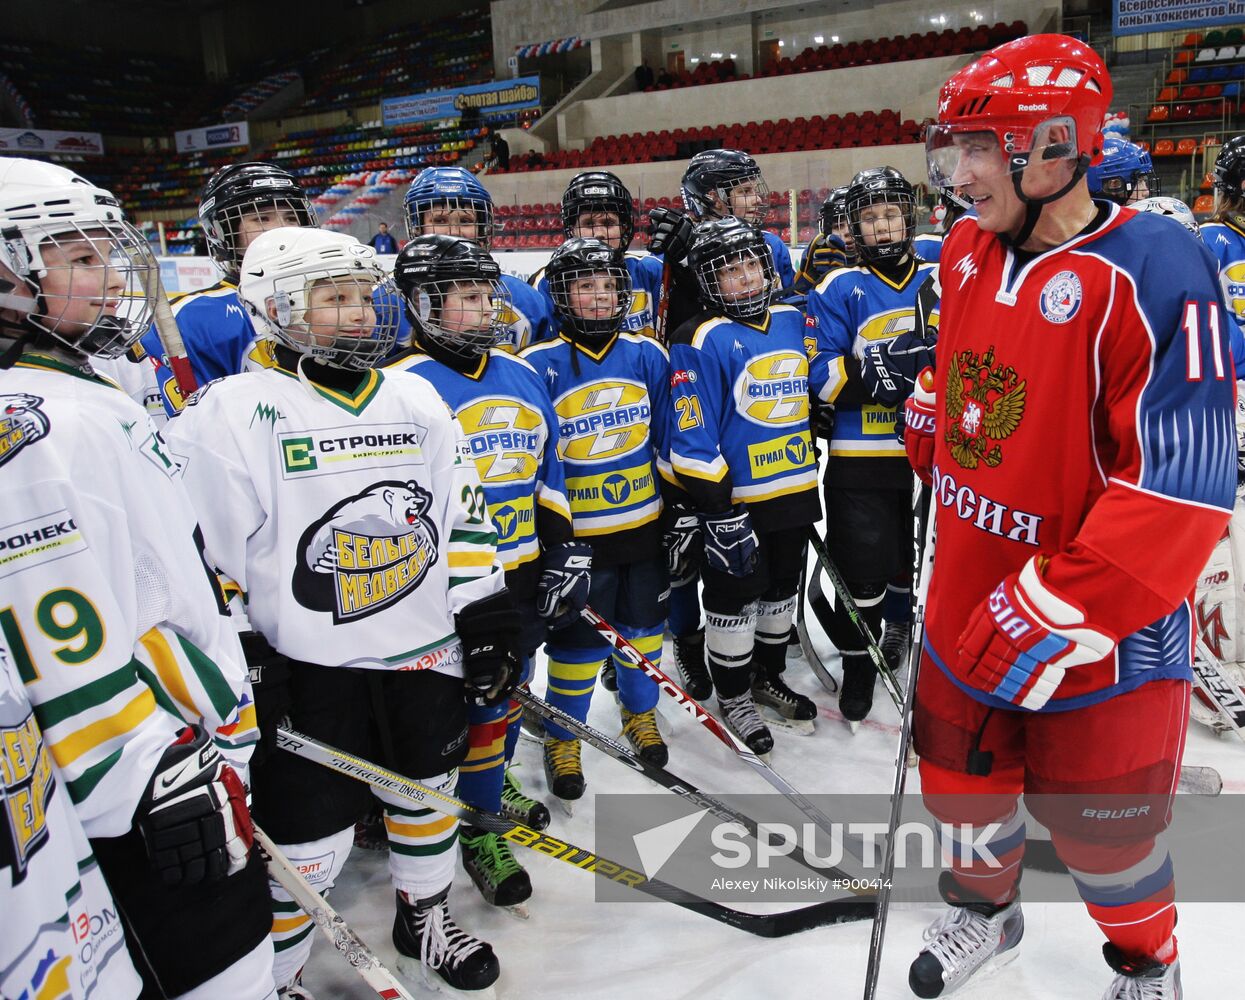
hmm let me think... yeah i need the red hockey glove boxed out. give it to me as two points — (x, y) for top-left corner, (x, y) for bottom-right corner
(903, 367), (937, 485)
(956, 556), (1117, 710)
(138, 725), (254, 887)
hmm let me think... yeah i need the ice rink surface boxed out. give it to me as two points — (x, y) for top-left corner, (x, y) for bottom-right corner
(305, 548), (1245, 999)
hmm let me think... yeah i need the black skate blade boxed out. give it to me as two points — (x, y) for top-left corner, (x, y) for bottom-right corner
(395, 956), (498, 1000)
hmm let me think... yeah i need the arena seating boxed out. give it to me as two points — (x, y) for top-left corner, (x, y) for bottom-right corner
(0, 41), (222, 136)
(298, 11), (492, 113)
(490, 188), (839, 250)
(498, 111), (922, 173)
(266, 119), (487, 195)
(643, 21), (1026, 93)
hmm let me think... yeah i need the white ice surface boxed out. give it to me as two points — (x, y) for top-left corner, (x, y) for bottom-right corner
(304, 565), (1245, 999)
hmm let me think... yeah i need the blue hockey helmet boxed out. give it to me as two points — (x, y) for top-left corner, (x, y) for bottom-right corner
(1087, 137), (1160, 205)
(404, 167), (496, 247)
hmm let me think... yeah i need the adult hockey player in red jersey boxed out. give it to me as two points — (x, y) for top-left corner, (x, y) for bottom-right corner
(905, 35), (1236, 999)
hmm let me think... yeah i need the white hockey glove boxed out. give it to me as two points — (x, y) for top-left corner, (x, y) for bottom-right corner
(956, 556), (1116, 710)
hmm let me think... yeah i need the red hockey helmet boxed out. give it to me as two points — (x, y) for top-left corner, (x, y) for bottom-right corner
(926, 34), (1112, 200)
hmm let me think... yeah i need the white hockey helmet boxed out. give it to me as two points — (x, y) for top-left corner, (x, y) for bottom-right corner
(1129, 196), (1201, 240)
(237, 227), (400, 370)
(0, 157), (157, 362)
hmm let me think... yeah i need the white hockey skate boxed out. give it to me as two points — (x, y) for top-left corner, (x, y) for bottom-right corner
(1100, 943), (1182, 999)
(908, 876), (1024, 998)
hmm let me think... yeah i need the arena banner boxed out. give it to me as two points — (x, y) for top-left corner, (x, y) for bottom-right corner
(381, 76), (541, 126)
(174, 121), (250, 153)
(0, 127), (103, 156)
(1113, 0), (1245, 36)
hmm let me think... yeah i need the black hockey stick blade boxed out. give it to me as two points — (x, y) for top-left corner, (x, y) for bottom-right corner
(276, 727), (874, 936)
(514, 687), (870, 891)
(796, 560), (839, 695)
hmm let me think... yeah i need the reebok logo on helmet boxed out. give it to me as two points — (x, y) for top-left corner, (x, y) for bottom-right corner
(1017, 103), (1049, 111)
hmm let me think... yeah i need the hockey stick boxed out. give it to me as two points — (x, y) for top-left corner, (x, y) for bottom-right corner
(795, 559), (839, 694)
(254, 824), (415, 999)
(580, 605), (845, 845)
(276, 727), (874, 936)
(803, 527), (904, 710)
(1192, 635), (1245, 740)
(655, 256), (672, 344)
(862, 483), (933, 1000)
(513, 687), (871, 892)
(143, 263), (199, 400)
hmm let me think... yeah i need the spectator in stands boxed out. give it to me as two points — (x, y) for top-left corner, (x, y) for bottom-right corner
(369, 222), (399, 254)
(490, 132), (510, 171)
(656, 67), (674, 88)
(634, 60), (654, 91)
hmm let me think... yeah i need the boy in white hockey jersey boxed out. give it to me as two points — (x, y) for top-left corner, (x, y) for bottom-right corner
(164, 227), (517, 996)
(388, 234), (588, 909)
(0, 158), (274, 999)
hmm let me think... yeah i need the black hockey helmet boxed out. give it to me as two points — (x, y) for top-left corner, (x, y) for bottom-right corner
(199, 162), (315, 280)
(545, 237), (632, 341)
(686, 217), (775, 322)
(681, 148), (770, 227)
(393, 234), (510, 359)
(844, 166), (916, 266)
(560, 171), (635, 252)
(1214, 134), (1245, 204)
(818, 185), (857, 264)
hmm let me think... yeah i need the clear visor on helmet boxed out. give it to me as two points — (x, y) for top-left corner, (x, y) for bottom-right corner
(408, 198), (495, 248)
(265, 268), (400, 370)
(549, 264), (632, 336)
(1099, 171), (1161, 205)
(695, 246), (775, 321)
(15, 220), (158, 359)
(926, 117), (1083, 201)
(405, 276), (513, 360)
(718, 175), (771, 228)
(214, 196), (315, 263)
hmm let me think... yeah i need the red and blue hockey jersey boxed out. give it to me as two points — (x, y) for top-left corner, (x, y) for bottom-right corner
(925, 203), (1236, 711)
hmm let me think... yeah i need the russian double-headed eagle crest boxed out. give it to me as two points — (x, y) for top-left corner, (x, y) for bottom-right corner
(944, 345), (1026, 469)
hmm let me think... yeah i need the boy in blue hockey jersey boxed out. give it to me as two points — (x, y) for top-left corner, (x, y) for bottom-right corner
(388, 235), (588, 908)
(665, 218), (821, 754)
(522, 238), (672, 804)
(682, 149), (795, 291)
(807, 166), (938, 725)
(403, 166), (553, 352)
(531, 171), (665, 340)
(140, 162), (317, 412)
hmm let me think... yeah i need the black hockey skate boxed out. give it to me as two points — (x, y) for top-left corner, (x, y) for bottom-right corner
(673, 628), (713, 699)
(600, 659), (618, 692)
(1101, 943), (1183, 999)
(393, 887), (499, 993)
(839, 654), (876, 731)
(543, 737), (585, 808)
(500, 766), (551, 831)
(717, 691), (774, 756)
(621, 706), (668, 766)
(460, 825), (532, 910)
(751, 665), (817, 735)
(880, 620), (912, 675)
